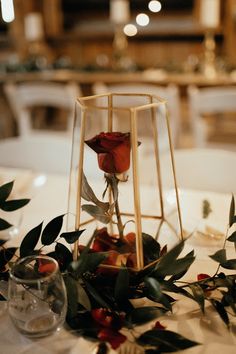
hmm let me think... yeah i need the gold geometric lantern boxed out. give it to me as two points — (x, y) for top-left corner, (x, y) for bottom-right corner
(68, 93), (183, 271)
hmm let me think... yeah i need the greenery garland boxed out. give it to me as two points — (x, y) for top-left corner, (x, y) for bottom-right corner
(0, 180), (236, 353)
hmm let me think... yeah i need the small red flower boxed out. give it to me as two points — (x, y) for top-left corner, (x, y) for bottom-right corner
(98, 328), (127, 349)
(92, 228), (118, 252)
(85, 132), (131, 174)
(153, 321), (166, 330)
(197, 273), (210, 281)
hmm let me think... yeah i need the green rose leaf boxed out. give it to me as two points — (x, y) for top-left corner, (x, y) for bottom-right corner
(41, 214), (64, 245)
(20, 222), (43, 257)
(0, 198), (30, 211)
(0, 181), (14, 205)
(138, 329), (199, 352)
(82, 204), (110, 224)
(0, 218), (12, 231)
(60, 229), (85, 244)
(128, 306), (167, 326)
(82, 173), (109, 211)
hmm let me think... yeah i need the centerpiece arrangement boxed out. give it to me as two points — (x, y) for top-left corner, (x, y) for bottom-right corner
(0, 93), (236, 353)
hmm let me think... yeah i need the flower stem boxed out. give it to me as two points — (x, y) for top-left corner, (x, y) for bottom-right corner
(114, 197), (124, 240)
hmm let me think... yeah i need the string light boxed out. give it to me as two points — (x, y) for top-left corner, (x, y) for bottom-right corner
(123, 23), (137, 37)
(136, 13), (150, 27)
(148, 0), (162, 13)
(0, 0), (15, 23)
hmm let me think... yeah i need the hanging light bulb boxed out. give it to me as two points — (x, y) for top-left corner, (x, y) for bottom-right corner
(148, 1), (162, 13)
(136, 13), (150, 27)
(1, 0), (15, 23)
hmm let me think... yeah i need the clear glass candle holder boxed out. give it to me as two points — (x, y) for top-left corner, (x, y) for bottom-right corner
(8, 255), (67, 338)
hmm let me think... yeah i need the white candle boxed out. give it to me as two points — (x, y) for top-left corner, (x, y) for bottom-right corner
(199, 0), (220, 28)
(24, 13), (44, 41)
(110, 0), (130, 24)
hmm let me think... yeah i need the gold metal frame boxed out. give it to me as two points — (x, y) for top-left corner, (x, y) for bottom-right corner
(70, 92), (183, 271)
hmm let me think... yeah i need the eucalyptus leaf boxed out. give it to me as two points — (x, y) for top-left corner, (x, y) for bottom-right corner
(84, 280), (111, 309)
(229, 194), (235, 227)
(64, 275), (78, 319)
(138, 329), (199, 352)
(128, 306), (167, 326)
(82, 204), (110, 224)
(144, 277), (172, 310)
(0, 181), (14, 204)
(41, 214), (64, 245)
(0, 218), (12, 231)
(1, 199), (30, 211)
(82, 173), (109, 211)
(211, 299), (229, 327)
(77, 282), (91, 310)
(209, 249), (227, 264)
(221, 259), (236, 270)
(189, 284), (205, 313)
(114, 266), (129, 305)
(0, 247), (17, 271)
(20, 222), (43, 257)
(227, 231), (236, 243)
(60, 229), (85, 244)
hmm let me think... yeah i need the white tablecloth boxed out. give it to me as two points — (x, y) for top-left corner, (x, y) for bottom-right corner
(0, 166), (236, 354)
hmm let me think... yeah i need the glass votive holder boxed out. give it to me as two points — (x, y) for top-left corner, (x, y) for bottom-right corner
(8, 255), (67, 338)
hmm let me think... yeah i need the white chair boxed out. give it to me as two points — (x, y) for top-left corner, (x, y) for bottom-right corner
(187, 85), (236, 149)
(4, 81), (81, 137)
(0, 135), (72, 175)
(92, 82), (181, 148)
(161, 148), (236, 194)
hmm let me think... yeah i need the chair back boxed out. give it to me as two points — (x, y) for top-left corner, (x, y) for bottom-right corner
(4, 81), (80, 137)
(187, 85), (236, 148)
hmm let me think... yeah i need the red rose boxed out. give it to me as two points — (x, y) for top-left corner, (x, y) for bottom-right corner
(85, 132), (131, 174)
(91, 308), (124, 329)
(92, 227), (118, 252)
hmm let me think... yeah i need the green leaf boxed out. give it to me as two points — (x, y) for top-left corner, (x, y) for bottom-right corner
(84, 280), (111, 309)
(229, 194), (235, 227)
(20, 222), (43, 257)
(144, 277), (172, 310)
(70, 252), (107, 278)
(82, 204), (110, 224)
(0, 247), (17, 271)
(0, 218), (12, 231)
(54, 243), (73, 271)
(1, 199), (30, 211)
(221, 259), (236, 270)
(77, 282), (91, 310)
(41, 214), (64, 245)
(64, 275), (78, 319)
(227, 231), (236, 242)
(0, 181), (14, 204)
(60, 229), (85, 244)
(138, 329), (199, 352)
(209, 249), (227, 264)
(128, 306), (167, 326)
(211, 299), (229, 327)
(82, 173), (109, 211)
(154, 241), (184, 275)
(142, 233), (161, 262)
(114, 266), (129, 305)
(189, 284), (205, 313)
(161, 280), (194, 301)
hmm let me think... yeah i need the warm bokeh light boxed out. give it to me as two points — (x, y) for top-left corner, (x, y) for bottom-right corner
(148, 0), (162, 13)
(123, 23), (138, 37)
(0, 0), (15, 22)
(136, 13), (150, 27)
